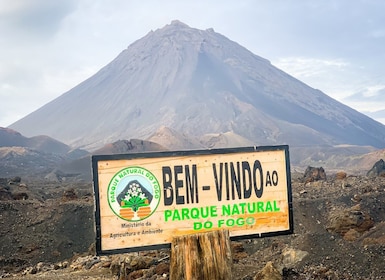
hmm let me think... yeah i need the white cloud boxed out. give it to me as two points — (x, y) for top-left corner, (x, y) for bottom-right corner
(369, 29), (385, 38)
(342, 84), (385, 113)
(361, 85), (385, 98)
(272, 57), (352, 99)
(0, 0), (77, 43)
(273, 57), (348, 79)
(273, 56), (385, 115)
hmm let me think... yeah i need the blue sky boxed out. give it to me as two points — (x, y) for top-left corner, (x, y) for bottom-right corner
(1, 0), (385, 126)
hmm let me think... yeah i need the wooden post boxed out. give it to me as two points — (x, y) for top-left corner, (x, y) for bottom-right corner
(170, 230), (232, 280)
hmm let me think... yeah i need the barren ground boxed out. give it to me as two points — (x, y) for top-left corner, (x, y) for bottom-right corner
(1, 173), (385, 279)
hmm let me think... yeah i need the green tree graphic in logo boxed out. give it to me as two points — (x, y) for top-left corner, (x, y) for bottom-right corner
(120, 181), (149, 211)
(108, 167), (161, 221)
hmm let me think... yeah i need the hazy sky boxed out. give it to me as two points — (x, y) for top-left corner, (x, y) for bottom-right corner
(1, 0), (385, 127)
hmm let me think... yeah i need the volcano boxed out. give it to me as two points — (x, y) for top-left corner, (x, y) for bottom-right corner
(9, 20), (385, 151)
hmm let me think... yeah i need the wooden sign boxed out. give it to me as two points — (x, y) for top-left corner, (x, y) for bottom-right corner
(92, 146), (293, 254)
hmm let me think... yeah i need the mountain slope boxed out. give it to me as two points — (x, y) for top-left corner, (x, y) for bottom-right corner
(9, 20), (385, 150)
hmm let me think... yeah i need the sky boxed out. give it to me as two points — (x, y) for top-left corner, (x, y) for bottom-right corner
(1, 0), (385, 127)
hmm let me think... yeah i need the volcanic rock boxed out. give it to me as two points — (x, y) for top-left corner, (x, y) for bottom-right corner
(254, 261), (281, 280)
(367, 159), (385, 177)
(327, 204), (375, 240)
(302, 166), (326, 183)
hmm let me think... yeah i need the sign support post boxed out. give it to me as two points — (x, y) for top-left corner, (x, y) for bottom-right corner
(170, 229), (232, 280)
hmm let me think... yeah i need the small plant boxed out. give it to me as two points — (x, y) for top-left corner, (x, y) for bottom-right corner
(120, 182), (149, 211)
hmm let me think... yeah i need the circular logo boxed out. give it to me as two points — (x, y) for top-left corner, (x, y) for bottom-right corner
(107, 166), (161, 221)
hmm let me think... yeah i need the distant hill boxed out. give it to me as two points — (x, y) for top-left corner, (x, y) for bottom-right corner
(146, 126), (205, 150)
(0, 127), (73, 154)
(0, 128), (170, 180)
(8, 20), (385, 151)
(0, 127), (88, 178)
(199, 131), (256, 149)
(0, 127), (383, 179)
(289, 145), (380, 174)
(57, 139), (168, 181)
(93, 139), (167, 155)
(0, 146), (65, 177)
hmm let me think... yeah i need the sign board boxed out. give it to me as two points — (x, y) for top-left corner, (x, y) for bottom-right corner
(92, 146), (293, 254)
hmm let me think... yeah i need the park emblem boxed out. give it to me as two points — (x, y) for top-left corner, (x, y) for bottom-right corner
(107, 166), (161, 221)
